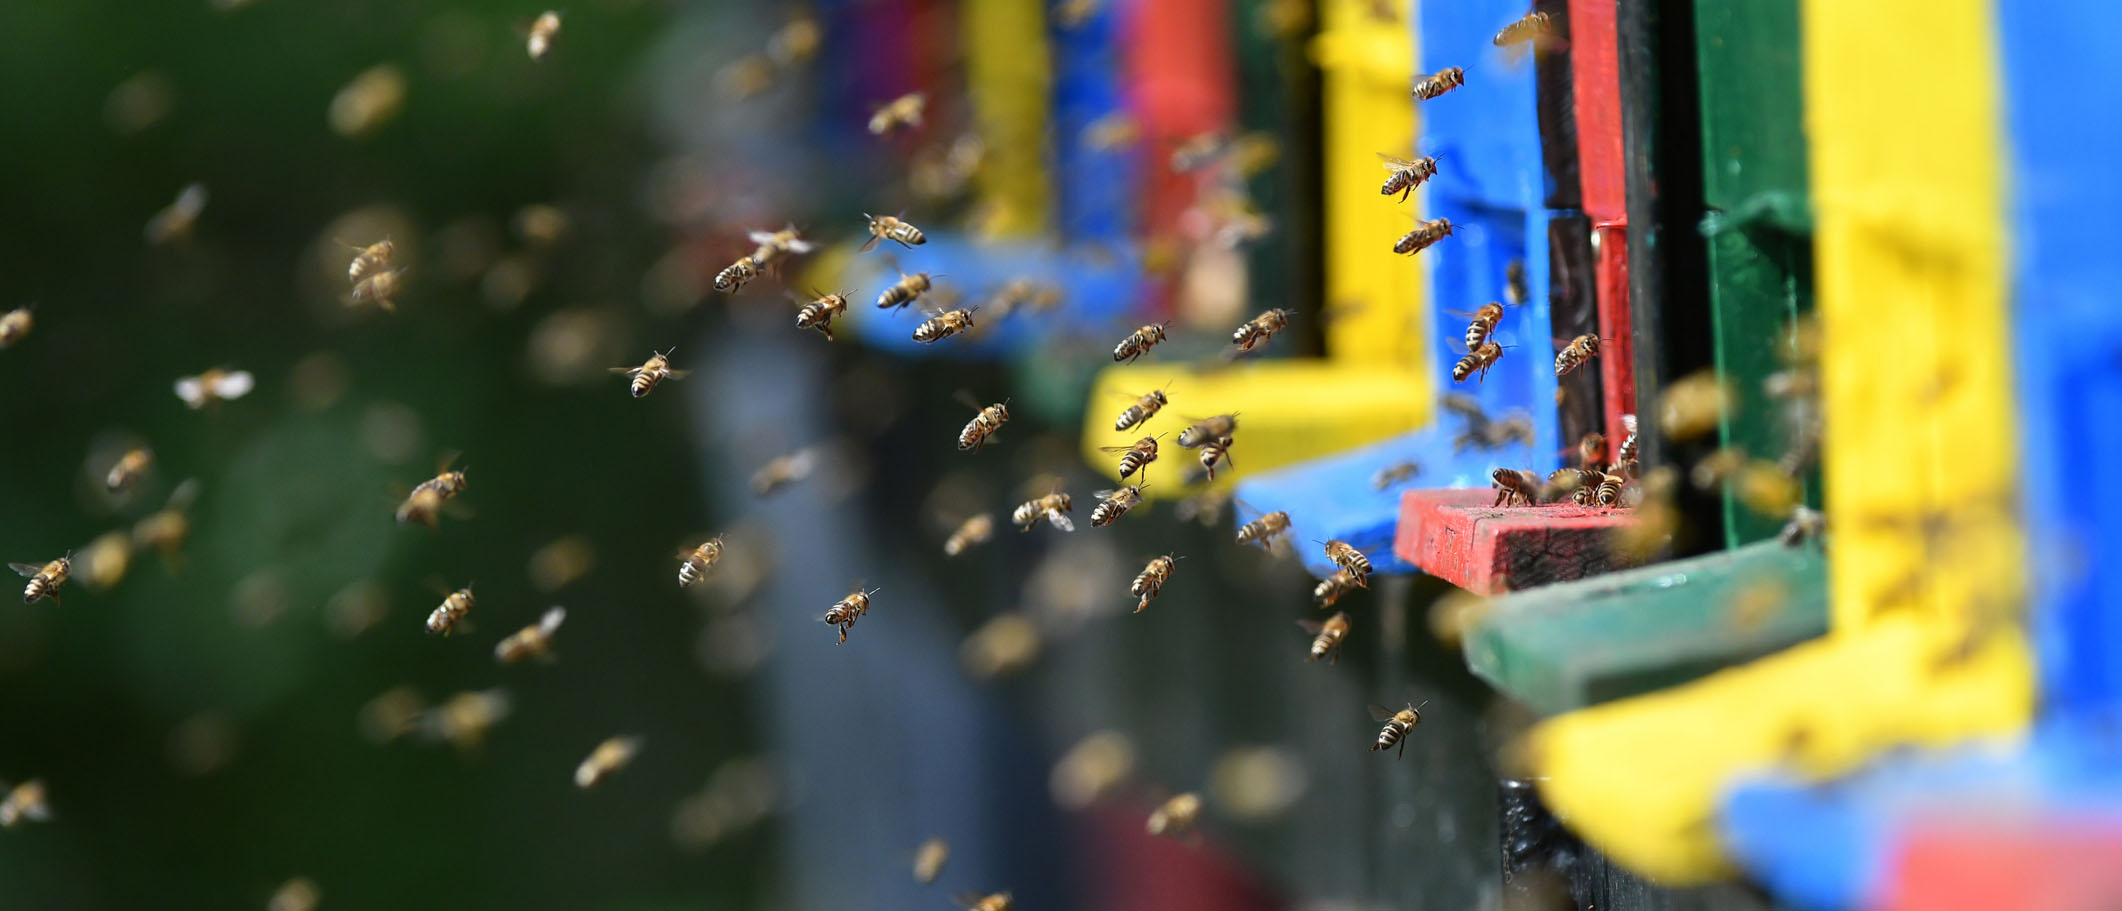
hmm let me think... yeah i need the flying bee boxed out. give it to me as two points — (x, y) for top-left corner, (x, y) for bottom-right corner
(493, 606), (566, 664)
(1237, 510), (1291, 548)
(1113, 384), (1170, 432)
(677, 537), (724, 587)
(1493, 10), (1551, 46)
(750, 447), (817, 496)
(1231, 308), (1291, 352)
(0, 779), (50, 826)
(174, 367), (254, 409)
(1197, 435), (1235, 480)
(1780, 506), (1826, 547)
(867, 93), (926, 136)
(1170, 131), (1230, 173)
(609, 348), (690, 398)
(1577, 432), (1609, 471)
(746, 225), (815, 266)
(1090, 479), (1147, 527)
(351, 268), (406, 311)
(1595, 471), (1626, 508)
(1457, 302), (1505, 350)
(913, 836), (951, 884)
(1545, 467), (1591, 503)
(1081, 111), (1140, 150)
(1314, 568), (1366, 607)
(876, 263), (936, 311)
(823, 586), (879, 643)
(1099, 434), (1162, 479)
(1378, 152), (1440, 201)
(1298, 611), (1351, 663)
(1491, 468), (1542, 506)
(1111, 323), (1169, 363)
(714, 255), (761, 294)
(525, 10), (561, 59)
(1130, 553), (1179, 613)
(1372, 460), (1421, 490)
(862, 213), (928, 252)
(268, 877), (320, 911)
(1013, 491), (1075, 533)
(1322, 540), (1372, 579)
(133, 479), (199, 558)
(1177, 414), (1238, 448)
(1505, 259), (1530, 306)
(144, 182), (208, 245)
(913, 306), (977, 343)
(1411, 66), (1466, 101)
(793, 290), (849, 341)
(0, 306), (31, 348)
(1555, 334), (1603, 376)
(1369, 701), (1427, 757)
(954, 893), (1014, 911)
(342, 238), (394, 285)
(106, 447), (154, 493)
(957, 393), (1011, 453)
(944, 514), (995, 556)
(980, 278), (1040, 323)
(1145, 792), (1202, 838)
(426, 585), (475, 636)
(1395, 217), (1455, 255)
(1452, 341), (1507, 384)
(396, 454), (467, 527)
(10, 555), (71, 605)
(574, 736), (643, 788)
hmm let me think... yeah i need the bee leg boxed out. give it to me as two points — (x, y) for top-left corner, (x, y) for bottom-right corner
(1397, 736), (1408, 759)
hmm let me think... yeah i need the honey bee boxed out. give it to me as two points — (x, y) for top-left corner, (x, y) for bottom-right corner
(396, 454), (468, 527)
(677, 537), (724, 587)
(823, 586), (879, 643)
(609, 348), (690, 398)
(1458, 302), (1505, 349)
(750, 447), (817, 496)
(1237, 510), (1291, 548)
(714, 255), (761, 294)
(876, 263), (937, 311)
(1395, 217), (1455, 255)
(144, 182), (208, 245)
(793, 291), (849, 341)
(1493, 11), (1551, 46)
(913, 836), (951, 884)
(133, 479), (199, 558)
(1013, 491), (1075, 533)
(1545, 467), (1591, 503)
(106, 447), (153, 493)
(1175, 489), (1232, 527)
(1618, 413), (1639, 460)
(419, 688), (512, 751)
(526, 11), (562, 60)
(1595, 471), (1626, 508)
(944, 514), (995, 556)
(1322, 540), (1373, 579)
(174, 367), (255, 409)
(426, 585), (474, 636)
(0, 779), (51, 826)
(864, 213), (930, 253)
(1555, 334), (1603, 376)
(957, 395), (1011, 453)
(1099, 434), (1161, 479)
(1780, 506), (1826, 547)
(1314, 568), (1366, 607)
(1113, 385), (1170, 432)
(1197, 435), (1235, 480)
(766, 13), (822, 66)
(1378, 152), (1440, 201)
(351, 267), (407, 311)
(1576, 432), (1608, 471)
(1177, 414), (1238, 448)
(1452, 342), (1507, 384)
(0, 306), (31, 349)
(342, 238), (394, 285)
(1689, 446), (1746, 490)
(954, 892), (1014, 911)
(746, 225), (815, 266)
(268, 877), (320, 911)
(1369, 701), (1427, 757)
(1081, 112), (1140, 150)
(1130, 553), (1178, 613)
(1111, 323), (1170, 364)
(10, 555), (71, 605)
(1491, 468), (1542, 506)
(1659, 371), (1733, 442)
(1145, 792), (1202, 838)
(1090, 479), (1148, 527)
(1298, 611), (1351, 663)
(913, 306), (978, 343)
(867, 93), (927, 136)
(1505, 259), (1530, 306)
(494, 606), (566, 664)
(1231, 308), (1291, 352)
(1170, 131), (1230, 173)
(574, 736), (643, 788)
(1371, 460), (1421, 490)
(1411, 66), (1466, 101)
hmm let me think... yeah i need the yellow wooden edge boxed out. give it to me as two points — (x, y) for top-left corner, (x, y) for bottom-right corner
(963, 0), (1053, 239)
(1313, 0), (1425, 368)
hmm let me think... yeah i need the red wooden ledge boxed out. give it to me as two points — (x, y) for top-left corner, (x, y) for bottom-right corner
(1393, 488), (1643, 595)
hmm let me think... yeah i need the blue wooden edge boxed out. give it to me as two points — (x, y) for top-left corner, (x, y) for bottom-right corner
(845, 233), (1141, 359)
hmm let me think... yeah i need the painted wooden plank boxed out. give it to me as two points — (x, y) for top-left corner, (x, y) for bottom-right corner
(1313, 0), (1423, 366)
(1568, 0), (1624, 221)
(962, 0), (1054, 238)
(1393, 489), (1641, 596)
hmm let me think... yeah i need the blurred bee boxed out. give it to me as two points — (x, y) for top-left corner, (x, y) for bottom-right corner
(913, 836), (951, 884)
(954, 893), (1014, 911)
(268, 877), (320, 911)
(1458, 302), (1504, 349)
(1368, 701), (1427, 757)
(106, 447), (153, 493)
(1659, 371), (1733, 442)
(494, 606), (566, 664)
(793, 290), (849, 341)
(76, 532), (131, 593)
(1371, 460), (1421, 490)
(1314, 568), (1365, 607)
(1013, 491), (1075, 533)
(1617, 413), (1639, 461)
(575, 736), (643, 788)
(1545, 467), (1591, 503)
(1111, 323), (1169, 364)
(0, 779), (50, 826)
(677, 538), (724, 587)
(714, 54), (776, 101)
(1177, 414), (1238, 448)
(957, 394), (1011, 453)
(342, 238), (394, 285)
(420, 688), (512, 751)
(351, 268), (406, 311)
(1378, 152), (1440, 201)
(1170, 131), (1230, 173)
(863, 213), (929, 252)
(913, 306), (977, 343)
(1298, 611), (1351, 663)
(750, 447), (817, 496)
(746, 225), (815, 266)
(714, 255), (761, 294)
(610, 348), (690, 398)
(1082, 112), (1139, 150)
(823, 586), (879, 643)
(1210, 204), (1274, 250)
(1054, 0), (1101, 28)
(1555, 334), (1603, 376)
(1322, 540), (1372, 579)
(979, 278), (1039, 324)
(144, 182), (208, 245)
(1091, 479), (1147, 527)
(1780, 506), (1826, 547)
(1130, 553), (1178, 613)
(10, 555), (71, 605)
(1146, 792), (1201, 838)
(396, 454), (468, 527)
(1452, 341), (1506, 384)
(766, 13), (822, 66)
(174, 367), (255, 409)
(133, 479), (200, 558)
(868, 93), (926, 136)
(1595, 471), (1625, 508)
(1099, 434), (1161, 479)
(1689, 447), (1746, 490)
(426, 585), (474, 636)
(1175, 489), (1232, 527)
(1505, 259), (1530, 306)
(944, 514), (995, 557)
(876, 263), (937, 311)
(1411, 66), (1466, 101)
(526, 11), (562, 60)
(1231, 308), (1291, 353)
(0, 306), (31, 348)
(1493, 11), (1550, 45)
(1238, 510), (1291, 548)
(1395, 217), (1455, 255)
(1197, 435), (1235, 480)
(1491, 468), (1542, 506)
(1113, 384), (1170, 432)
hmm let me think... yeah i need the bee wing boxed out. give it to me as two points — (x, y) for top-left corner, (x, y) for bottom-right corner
(1095, 444), (1137, 453)
(783, 238), (817, 253)
(1376, 152), (1417, 169)
(539, 606), (567, 634)
(1091, 488), (1119, 500)
(607, 366), (642, 376)
(1368, 703), (1399, 722)
(173, 376), (206, 405)
(1045, 511), (1075, 532)
(1295, 618), (1324, 634)
(165, 478), (200, 512)
(745, 230), (777, 245)
(665, 369), (693, 380)
(209, 370), (254, 399)
(859, 233), (882, 253)
(9, 563), (43, 578)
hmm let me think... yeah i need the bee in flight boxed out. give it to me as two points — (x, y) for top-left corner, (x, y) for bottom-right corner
(714, 255), (761, 294)
(0, 306), (31, 349)
(1371, 460), (1421, 490)
(351, 267), (407, 311)
(793, 290), (849, 341)
(956, 393), (1011, 453)
(1493, 10), (1551, 46)
(10, 554), (71, 605)
(1314, 567), (1365, 607)
(1576, 431), (1609, 472)
(746, 225), (815, 267)
(1170, 131), (1230, 173)
(1090, 478), (1147, 527)
(494, 606), (566, 664)
(1322, 540), (1373, 580)
(106, 447), (154, 494)
(1012, 490), (1075, 533)
(1555, 333), (1604, 377)
(1491, 468), (1542, 506)
(913, 306), (977, 343)
(1369, 701), (1428, 757)
(144, 183), (208, 245)
(1457, 302), (1505, 350)
(1780, 505), (1826, 548)
(862, 213), (928, 251)
(1237, 509), (1291, 548)
(1231, 308), (1291, 353)
(1130, 553), (1179, 613)
(875, 261), (937, 311)
(1145, 792), (1201, 838)
(1411, 66), (1466, 101)
(1099, 434), (1161, 479)
(1505, 259), (1530, 306)
(867, 92), (926, 136)
(1452, 341), (1507, 384)
(823, 587), (879, 643)
(912, 836), (951, 884)
(1298, 611), (1351, 663)
(426, 585), (475, 636)
(750, 447), (818, 496)
(174, 367), (254, 409)
(525, 10), (562, 60)
(953, 892), (1014, 911)
(1378, 152), (1440, 201)
(677, 537), (724, 587)
(133, 479), (200, 560)
(396, 453), (468, 527)
(944, 514), (994, 557)
(610, 348), (690, 398)
(342, 238), (394, 285)
(1197, 435), (1235, 480)
(574, 736), (643, 788)
(1110, 322), (1169, 364)
(0, 779), (50, 827)
(1395, 217), (1455, 255)
(1113, 384), (1170, 432)
(1177, 414), (1238, 448)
